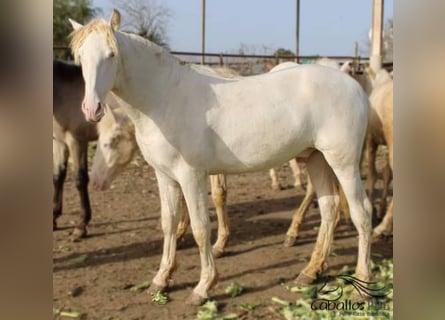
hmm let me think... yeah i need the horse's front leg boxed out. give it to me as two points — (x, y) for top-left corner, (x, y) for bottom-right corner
(53, 139), (68, 230)
(210, 174), (229, 258)
(284, 177), (315, 247)
(66, 136), (91, 240)
(175, 195), (190, 242)
(180, 169), (218, 305)
(149, 170), (182, 293)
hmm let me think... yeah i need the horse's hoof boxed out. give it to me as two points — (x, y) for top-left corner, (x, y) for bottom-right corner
(293, 272), (316, 286)
(283, 235), (297, 248)
(185, 292), (207, 306)
(212, 248), (225, 258)
(371, 231), (382, 243)
(148, 283), (167, 295)
(71, 227), (87, 242)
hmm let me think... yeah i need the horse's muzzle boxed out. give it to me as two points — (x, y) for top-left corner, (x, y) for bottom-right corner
(82, 101), (104, 122)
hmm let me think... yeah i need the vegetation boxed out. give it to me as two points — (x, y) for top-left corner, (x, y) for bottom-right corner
(193, 259), (393, 319)
(111, 0), (171, 48)
(273, 48), (295, 57)
(53, 0), (101, 60)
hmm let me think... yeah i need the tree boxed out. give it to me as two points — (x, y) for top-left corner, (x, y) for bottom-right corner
(112, 0), (171, 49)
(273, 48), (295, 57)
(382, 19), (393, 62)
(362, 18), (393, 62)
(53, 0), (101, 60)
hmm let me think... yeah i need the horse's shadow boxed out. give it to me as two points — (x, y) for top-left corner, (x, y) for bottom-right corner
(53, 195), (318, 272)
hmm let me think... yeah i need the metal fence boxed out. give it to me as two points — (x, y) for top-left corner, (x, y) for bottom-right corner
(53, 46), (392, 76)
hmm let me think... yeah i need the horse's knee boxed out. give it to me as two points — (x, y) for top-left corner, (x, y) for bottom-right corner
(191, 226), (211, 249)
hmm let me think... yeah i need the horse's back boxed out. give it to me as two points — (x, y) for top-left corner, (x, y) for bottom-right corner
(201, 65), (369, 171)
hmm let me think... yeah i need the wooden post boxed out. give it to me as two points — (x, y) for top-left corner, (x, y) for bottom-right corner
(354, 41), (359, 74)
(295, 0), (300, 63)
(201, 0), (206, 65)
(370, 0), (383, 72)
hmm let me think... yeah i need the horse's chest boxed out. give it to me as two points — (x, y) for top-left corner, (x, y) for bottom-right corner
(133, 125), (178, 168)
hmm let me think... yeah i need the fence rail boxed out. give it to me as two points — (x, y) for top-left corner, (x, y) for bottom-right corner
(53, 46), (392, 73)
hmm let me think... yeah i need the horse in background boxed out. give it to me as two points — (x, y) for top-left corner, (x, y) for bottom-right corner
(365, 70), (393, 238)
(53, 59), (134, 240)
(53, 59), (98, 240)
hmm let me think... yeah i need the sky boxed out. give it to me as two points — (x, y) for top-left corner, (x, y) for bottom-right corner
(91, 0), (393, 57)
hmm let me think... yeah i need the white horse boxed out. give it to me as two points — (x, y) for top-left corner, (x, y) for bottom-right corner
(268, 60), (354, 191)
(69, 10), (372, 305)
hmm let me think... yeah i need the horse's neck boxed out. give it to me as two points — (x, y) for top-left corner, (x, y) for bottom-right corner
(113, 33), (206, 113)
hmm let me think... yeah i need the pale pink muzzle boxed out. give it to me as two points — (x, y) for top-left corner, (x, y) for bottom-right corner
(91, 174), (111, 191)
(82, 100), (105, 122)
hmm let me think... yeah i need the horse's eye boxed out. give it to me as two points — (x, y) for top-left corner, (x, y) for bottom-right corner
(107, 52), (115, 59)
(110, 137), (118, 147)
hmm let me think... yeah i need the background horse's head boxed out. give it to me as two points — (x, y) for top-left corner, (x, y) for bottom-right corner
(91, 101), (137, 191)
(69, 9), (122, 122)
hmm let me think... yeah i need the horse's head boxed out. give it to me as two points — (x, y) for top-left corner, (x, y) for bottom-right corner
(340, 60), (354, 74)
(91, 104), (137, 191)
(69, 9), (121, 122)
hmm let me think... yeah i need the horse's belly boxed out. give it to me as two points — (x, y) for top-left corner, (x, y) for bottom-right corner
(203, 104), (312, 173)
(206, 131), (312, 174)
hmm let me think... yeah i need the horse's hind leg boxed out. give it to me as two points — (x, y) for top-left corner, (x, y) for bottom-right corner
(289, 158), (304, 190)
(53, 139), (69, 230)
(67, 136), (92, 240)
(294, 151), (340, 285)
(176, 195), (190, 242)
(269, 168), (282, 190)
(366, 136), (378, 216)
(324, 151), (372, 284)
(210, 174), (229, 258)
(284, 177), (315, 247)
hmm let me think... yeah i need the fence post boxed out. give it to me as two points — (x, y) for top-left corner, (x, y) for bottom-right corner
(219, 54), (224, 67)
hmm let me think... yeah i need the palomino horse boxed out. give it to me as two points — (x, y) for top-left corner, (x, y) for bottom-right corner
(366, 70), (393, 238)
(69, 10), (372, 305)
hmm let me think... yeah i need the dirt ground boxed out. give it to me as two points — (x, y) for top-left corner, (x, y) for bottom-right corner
(53, 149), (393, 320)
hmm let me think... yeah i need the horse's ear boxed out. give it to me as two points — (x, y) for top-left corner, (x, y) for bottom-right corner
(68, 18), (83, 31)
(109, 9), (121, 31)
